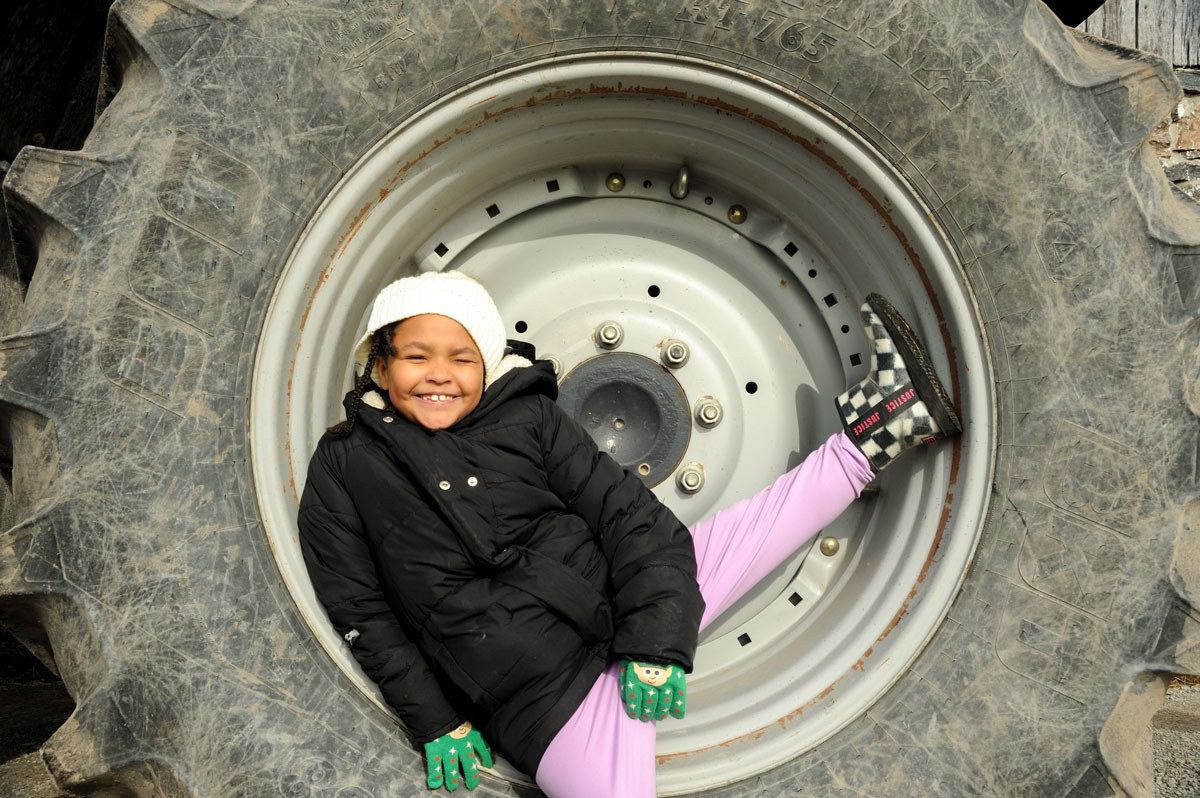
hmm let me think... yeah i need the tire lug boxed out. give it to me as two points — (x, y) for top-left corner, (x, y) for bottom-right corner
(595, 321), (624, 349)
(660, 339), (690, 368)
(676, 463), (705, 494)
(694, 396), (723, 428)
(727, 204), (747, 224)
(670, 165), (689, 199)
(606, 172), (625, 192)
(819, 536), (840, 557)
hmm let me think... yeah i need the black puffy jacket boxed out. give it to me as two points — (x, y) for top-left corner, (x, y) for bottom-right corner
(298, 361), (704, 776)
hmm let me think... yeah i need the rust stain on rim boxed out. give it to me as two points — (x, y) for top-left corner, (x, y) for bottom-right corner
(337, 201), (375, 259)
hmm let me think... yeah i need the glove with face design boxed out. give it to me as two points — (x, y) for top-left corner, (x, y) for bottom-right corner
(619, 659), (687, 722)
(424, 721), (493, 792)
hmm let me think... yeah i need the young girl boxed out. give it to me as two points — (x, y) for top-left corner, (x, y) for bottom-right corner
(298, 271), (960, 796)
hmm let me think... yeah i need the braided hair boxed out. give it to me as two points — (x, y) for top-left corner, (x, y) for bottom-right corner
(327, 322), (398, 437)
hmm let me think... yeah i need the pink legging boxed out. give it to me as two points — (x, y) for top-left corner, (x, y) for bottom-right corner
(534, 432), (874, 797)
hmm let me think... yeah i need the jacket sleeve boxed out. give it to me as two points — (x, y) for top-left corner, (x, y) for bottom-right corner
(298, 439), (461, 743)
(537, 396), (705, 672)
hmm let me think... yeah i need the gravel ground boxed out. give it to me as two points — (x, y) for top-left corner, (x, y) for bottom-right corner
(1154, 683), (1200, 798)
(0, 753), (66, 798)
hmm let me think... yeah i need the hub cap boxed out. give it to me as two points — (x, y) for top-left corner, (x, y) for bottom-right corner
(558, 353), (692, 485)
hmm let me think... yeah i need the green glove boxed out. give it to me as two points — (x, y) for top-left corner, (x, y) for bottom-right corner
(620, 659), (687, 721)
(424, 721), (494, 792)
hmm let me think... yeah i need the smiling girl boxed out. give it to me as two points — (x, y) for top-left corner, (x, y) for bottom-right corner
(299, 271), (960, 796)
(377, 313), (485, 430)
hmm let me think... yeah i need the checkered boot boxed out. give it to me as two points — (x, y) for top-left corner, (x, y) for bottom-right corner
(836, 294), (962, 472)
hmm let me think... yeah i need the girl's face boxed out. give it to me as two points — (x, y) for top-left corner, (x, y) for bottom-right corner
(377, 314), (484, 430)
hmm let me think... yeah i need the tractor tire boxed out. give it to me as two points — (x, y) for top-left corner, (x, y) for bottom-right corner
(1, 1), (1198, 796)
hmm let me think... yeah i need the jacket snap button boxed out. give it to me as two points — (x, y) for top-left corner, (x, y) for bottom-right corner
(382, 416), (394, 423)
(438, 480), (451, 491)
(467, 476), (478, 487)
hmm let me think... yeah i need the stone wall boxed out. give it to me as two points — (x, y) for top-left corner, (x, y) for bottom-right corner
(1153, 78), (1200, 201)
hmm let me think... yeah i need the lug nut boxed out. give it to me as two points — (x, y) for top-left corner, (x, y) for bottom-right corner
(543, 354), (563, 377)
(819, 536), (840, 557)
(661, 339), (689, 368)
(727, 204), (747, 224)
(694, 396), (723, 428)
(676, 463), (705, 494)
(596, 321), (624, 349)
(606, 173), (626, 192)
(670, 165), (689, 200)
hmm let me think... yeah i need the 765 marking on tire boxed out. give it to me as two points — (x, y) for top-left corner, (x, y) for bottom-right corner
(772, 21), (838, 61)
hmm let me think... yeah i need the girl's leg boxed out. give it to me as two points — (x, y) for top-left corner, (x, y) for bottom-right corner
(691, 431), (873, 629)
(535, 431), (871, 798)
(534, 661), (656, 798)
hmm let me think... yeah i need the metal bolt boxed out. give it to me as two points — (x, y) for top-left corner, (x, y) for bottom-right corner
(661, 339), (690, 368)
(819, 536), (840, 557)
(727, 204), (747, 224)
(694, 396), (723, 428)
(670, 165), (690, 200)
(543, 354), (563, 377)
(606, 173), (626, 192)
(596, 321), (624, 349)
(676, 463), (705, 494)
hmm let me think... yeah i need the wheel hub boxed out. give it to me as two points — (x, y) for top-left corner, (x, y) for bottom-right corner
(558, 352), (691, 485)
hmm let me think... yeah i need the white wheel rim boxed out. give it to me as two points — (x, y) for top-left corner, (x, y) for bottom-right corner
(251, 54), (995, 794)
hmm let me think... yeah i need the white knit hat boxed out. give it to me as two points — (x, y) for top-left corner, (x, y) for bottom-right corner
(353, 271), (516, 389)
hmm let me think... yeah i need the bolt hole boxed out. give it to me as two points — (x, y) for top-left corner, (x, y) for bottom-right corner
(515, 320), (528, 334)
(704, 196), (713, 205)
(788, 592), (803, 606)
(808, 269), (817, 278)
(823, 293), (838, 307)
(745, 381), (758, 394)
(841, 324), (850, 334)
(434, 243), (449, 257)
(546, 179), (560, 192)
(643, 179), (653, 189)
(647, 285), (661, 297)
(850, 353), (862, 367)
(637, 463), (651, 476)
(737, 633), (752, 646)
(784, 242), (798, 257)
(486, 203), (500, 218)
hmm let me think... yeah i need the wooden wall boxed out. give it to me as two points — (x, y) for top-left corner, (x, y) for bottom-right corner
(1079, 0), (1199, 67)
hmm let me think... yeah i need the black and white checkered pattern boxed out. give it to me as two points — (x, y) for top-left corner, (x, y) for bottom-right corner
(837, 302), (943, 472)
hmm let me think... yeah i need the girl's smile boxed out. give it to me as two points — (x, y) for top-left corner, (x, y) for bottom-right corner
(378, 314), (484, 430)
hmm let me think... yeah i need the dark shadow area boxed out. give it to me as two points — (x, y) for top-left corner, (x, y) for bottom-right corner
(0, 0), (109, 166)
(0, 0), (108, 770)
(0, 626), (73, 760)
